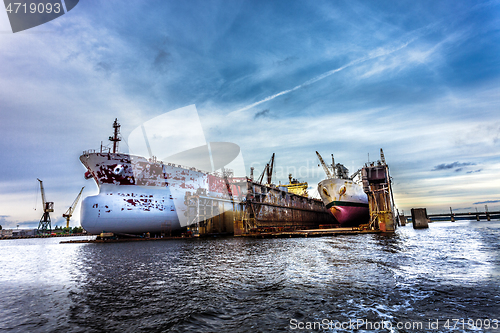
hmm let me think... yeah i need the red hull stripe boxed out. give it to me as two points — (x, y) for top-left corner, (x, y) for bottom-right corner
(326, 201), (369, 209)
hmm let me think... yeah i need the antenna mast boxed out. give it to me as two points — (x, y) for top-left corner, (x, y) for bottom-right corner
(109, 118), (121, 153)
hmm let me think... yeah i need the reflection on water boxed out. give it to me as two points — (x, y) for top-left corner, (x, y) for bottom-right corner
(0, 221), (499, 332)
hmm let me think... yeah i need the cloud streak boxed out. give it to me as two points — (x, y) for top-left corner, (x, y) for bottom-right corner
(473, 200), (500, 205)
(230, 38), (417, 115)
(254, 109), (270, 119)
(432, 161), (476, 171)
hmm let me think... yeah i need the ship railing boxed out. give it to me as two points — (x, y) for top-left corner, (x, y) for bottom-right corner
(162, 161), (237, 178)
(81, 150), (241, 179)
(163, 161), (213, 175)
(82, 147), (112, 155)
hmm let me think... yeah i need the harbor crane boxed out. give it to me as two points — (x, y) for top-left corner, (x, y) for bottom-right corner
(62, 187), (85, 229)
(317, 151), (358, 180)
(37, 178), (54, 233)
(258, 153), (275, 185)
(315, 151), (333, 179)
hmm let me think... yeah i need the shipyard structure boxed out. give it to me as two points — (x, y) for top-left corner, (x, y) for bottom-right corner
(315, 149), (399, 233)
(80, 118), (334, 237)
(185, 178), (333, 236)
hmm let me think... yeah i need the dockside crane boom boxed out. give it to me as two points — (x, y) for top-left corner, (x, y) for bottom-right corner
(38, 178), (46, 207)
(63, 187), (85, 229)
(316, 151), (333, 179)
(37, 178), (54, 233)
(267, 153), (275, 185)
(257, 153), (275, 185)
(349, 168), (362, 180)
(257, 164), (266, 185)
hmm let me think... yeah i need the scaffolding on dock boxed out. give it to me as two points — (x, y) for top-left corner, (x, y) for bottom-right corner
(184, 178), (334, 236)
(362, 149), (398, 232)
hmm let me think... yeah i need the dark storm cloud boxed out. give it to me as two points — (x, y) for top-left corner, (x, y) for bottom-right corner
(474, 200), (500, 205)
(432, 162), (476, 171)
(95, 61), (113, 74)
(275, 56), (299, 66)
(254, 109), (270, 119)
(153, 50), (171, 73)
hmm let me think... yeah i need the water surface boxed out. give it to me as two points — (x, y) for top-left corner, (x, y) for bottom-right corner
(1, 221), (499, 332)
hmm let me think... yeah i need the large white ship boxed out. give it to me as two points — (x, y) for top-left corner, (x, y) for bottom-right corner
(316, 152), (369, 227)
(80, 106), (247, 235)
(80, 151), (246, 235)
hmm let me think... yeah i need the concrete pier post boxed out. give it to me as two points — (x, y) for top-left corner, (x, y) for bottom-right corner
(450, 207), (455, 222)
(399, 215), (406, 226)
(411, 208), (429, 229)
(476, 214), (480, 221)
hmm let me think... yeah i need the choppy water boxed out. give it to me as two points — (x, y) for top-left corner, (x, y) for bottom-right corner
(1, 221), (499, 332)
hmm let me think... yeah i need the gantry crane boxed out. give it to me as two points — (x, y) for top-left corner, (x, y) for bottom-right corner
(62, 187), (85, 229)
(37, 178), (54, 233)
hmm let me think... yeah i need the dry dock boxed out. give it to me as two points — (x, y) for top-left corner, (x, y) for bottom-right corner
(241, 227), (382, 238)
(60, 227), (382, 243)
(184, 178), (336, 237)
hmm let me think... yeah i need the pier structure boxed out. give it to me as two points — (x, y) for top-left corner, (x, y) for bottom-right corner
(426, 208), (498, 222)
(398, 211), (407, 226)
(403, 204), (499, 223)
(361, 149), (398, 232)
(411, 208), (429, 229)
(184, 189), (240, 236)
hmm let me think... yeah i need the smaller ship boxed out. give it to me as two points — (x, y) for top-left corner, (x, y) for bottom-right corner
(316, 151), (369, 227)
(279, 174), (309, 197)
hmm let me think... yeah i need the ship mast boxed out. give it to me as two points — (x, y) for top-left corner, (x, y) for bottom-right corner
(109, 118), (121, 153)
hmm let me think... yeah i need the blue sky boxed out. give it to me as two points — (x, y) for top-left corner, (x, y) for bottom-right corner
(1, 0), (499, 228)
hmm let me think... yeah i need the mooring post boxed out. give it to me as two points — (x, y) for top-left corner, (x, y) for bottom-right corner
(411, 208), (429, 229)
(399, 214), (407, 226)
(486, 205), (491, 221)
(450, 207), (455, 222)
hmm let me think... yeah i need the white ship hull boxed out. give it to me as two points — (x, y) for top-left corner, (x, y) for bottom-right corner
(80, 152), (245, 235)
(317, 178), (369, 227)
